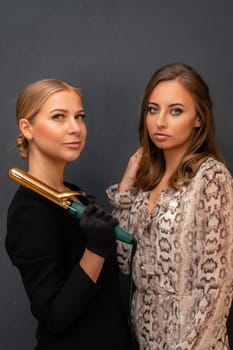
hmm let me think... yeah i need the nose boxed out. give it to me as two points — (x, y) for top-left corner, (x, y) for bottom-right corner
(68, 117), (81, 134)
(156, 110), (167, 128)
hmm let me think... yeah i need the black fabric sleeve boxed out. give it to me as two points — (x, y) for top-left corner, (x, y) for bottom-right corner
(6, 192), (99, 335)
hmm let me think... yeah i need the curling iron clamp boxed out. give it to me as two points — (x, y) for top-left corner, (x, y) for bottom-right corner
(8, 168), (134, 244)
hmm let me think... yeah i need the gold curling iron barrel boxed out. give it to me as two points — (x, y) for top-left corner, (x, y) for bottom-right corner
(8, 168), (134, 244)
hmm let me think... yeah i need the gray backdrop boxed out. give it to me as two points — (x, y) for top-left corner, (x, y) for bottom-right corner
(1, 0), (233, 349)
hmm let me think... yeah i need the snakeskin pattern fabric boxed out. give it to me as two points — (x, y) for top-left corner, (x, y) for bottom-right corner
(106, 158), (233, 349)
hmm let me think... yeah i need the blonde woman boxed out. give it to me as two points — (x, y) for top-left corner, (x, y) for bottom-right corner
(6, 79), (132, 350)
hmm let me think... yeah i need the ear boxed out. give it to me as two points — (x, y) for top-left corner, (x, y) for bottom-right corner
(19, 118), (33, 140)
(194, 115), (201, 128)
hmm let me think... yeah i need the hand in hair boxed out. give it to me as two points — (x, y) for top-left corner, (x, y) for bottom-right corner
(119, 147), (143, 191)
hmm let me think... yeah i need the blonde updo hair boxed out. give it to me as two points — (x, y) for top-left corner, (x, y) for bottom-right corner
(16, 79), (81, 159)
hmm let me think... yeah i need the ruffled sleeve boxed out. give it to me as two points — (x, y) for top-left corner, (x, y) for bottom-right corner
(106, 184), (139, 274)
(178, 160), (233, 348)
(107, 184), (138, 208)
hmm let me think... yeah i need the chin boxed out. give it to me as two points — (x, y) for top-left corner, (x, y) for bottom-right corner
(71, 151), (82, 161)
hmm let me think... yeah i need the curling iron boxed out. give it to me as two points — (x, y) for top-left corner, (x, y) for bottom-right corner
(8, 168), (134, 244)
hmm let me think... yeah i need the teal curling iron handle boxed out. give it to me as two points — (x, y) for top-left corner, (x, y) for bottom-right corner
(69, 201), (134, 244)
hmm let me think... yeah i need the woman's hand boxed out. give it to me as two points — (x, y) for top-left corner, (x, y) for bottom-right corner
(80, 204), (118, 258)
(119, 148), (143, 191)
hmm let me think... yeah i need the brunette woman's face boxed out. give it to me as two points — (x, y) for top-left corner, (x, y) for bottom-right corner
(20, 90), (87, 165)
(146, 80), (201, 157)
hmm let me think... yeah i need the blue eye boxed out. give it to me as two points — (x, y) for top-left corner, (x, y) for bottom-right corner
(52, 114), (64, 120)
(171, 108), (182, 116)
(75, 114), (86, 120)
(148, 106), (159, 114)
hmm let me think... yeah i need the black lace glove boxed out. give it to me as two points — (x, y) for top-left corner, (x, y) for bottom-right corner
(80, 203), (119, 258)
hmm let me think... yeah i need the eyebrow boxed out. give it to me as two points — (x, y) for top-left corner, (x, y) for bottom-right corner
(50, 108), (85, 114)
(148, 102), (184, 107)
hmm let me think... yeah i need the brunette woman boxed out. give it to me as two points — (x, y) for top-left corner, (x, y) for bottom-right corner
(107, 63), (233, 349)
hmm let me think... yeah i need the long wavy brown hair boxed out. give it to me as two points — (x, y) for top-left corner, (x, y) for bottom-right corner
(135, 63), (224, 191)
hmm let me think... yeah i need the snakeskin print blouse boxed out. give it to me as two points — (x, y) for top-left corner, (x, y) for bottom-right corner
(106, 158), (233, 350)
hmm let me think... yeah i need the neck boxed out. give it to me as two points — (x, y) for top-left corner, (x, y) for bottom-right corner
(27, 158), (66, 192)
(163, 149), (185, 178)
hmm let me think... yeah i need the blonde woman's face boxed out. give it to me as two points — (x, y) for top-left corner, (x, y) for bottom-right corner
(146, 80), (200, 158)
(20, 90), (87, 165)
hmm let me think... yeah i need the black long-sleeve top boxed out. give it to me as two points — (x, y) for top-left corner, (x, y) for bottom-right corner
(5, 185), (132, 350)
